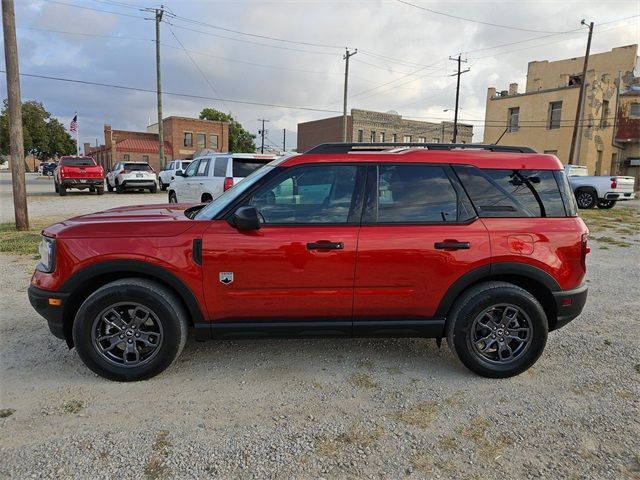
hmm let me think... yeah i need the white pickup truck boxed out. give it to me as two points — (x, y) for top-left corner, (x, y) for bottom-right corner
(564, 165), (636, 209)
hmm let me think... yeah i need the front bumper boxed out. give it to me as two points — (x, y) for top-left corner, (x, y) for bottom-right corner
(28, 285), (69, 340)
(552, 283), (588, 330)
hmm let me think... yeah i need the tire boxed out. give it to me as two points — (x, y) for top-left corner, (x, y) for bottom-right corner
(59, 185), (67, 196)
(107, 181), (114, 193)
(90, 186), (96, 193)
(72, 278), (188, 382)
(159, 180), (167, 191)
(150, 184), (157, 194)
(97, 186), (105, 195)
(201, 194), (213, 203)
(116, 180), (124, 194)
(445, 281), (548, 378)
(168, 191), (177, 203)
(575, 189), (597, 209)
(596, 200), (616, 209)
(54, 181), (59, 193)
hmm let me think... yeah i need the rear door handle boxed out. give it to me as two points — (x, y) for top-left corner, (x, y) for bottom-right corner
(306, 241), (344, 250)
(434, 241), (470, 250)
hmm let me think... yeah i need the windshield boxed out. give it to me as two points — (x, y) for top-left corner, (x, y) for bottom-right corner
(194, 165), (275, 220)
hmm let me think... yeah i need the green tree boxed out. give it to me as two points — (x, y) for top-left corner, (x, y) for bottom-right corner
(199, 108), (256, 153)
(0, 100), (76, 160)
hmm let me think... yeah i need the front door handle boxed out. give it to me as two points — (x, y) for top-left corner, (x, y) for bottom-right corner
(434, 241), (470, 250)
(307, 241), (344, 250)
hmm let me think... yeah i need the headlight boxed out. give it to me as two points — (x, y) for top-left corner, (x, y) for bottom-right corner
(37, 236), (56, 273)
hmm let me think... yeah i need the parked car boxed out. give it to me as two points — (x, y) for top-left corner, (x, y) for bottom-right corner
(564, 164), (636, 209)
(106, 161), (157, 193)
(168, 153), (275, 204)
(53, 157), (104, 196)
(29, 143), (589, 381)
(42, 162), (58, 176)
(158, 160), (191, 191)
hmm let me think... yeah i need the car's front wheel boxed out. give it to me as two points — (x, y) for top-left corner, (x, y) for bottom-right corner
(168, 191), (177, 203)
(73, 278), (188, 381)
(159, 180), (167, 191)
(446, 281), (548, 378)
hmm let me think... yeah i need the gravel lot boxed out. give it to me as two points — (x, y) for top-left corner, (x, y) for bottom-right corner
(1, 175), (639, 479)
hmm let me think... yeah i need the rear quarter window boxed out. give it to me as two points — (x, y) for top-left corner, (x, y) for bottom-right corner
(453, 166), (567, 217)
(232, 159), (269, 177)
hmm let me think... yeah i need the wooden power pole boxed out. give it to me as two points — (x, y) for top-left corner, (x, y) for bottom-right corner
(568, 20), (594, 165)
(342, 48), (357, 142)
(155, 6), (165, 168)
(2, 0), (29, 230)
(449, 54), (469, 143)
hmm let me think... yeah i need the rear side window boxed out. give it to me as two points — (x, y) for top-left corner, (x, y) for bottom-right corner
(454, 166), (566, 217)
(232, 159), (269, 177)
(124, 163), (152, 171)
(371, 165), (474, 223)
(213, 158), (228, 177)
(61, 157), (96, 167)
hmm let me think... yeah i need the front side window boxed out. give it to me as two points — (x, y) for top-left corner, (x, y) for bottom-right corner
(196, 159), (210, 176)
(549, 102), (562, 129)
(508, 107), (520, 132)
(184, 132), (193, 147)
(250, 165), (359, 224)
(197, 133), (206, 149)
(183, 159), (200, 177)
(454, 166), (566, 217)
(372, 165), (466, 223)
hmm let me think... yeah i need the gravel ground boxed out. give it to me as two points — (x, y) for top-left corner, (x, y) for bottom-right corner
(1, 180), (639, 479)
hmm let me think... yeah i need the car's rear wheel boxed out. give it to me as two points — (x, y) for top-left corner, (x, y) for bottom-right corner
(168, 191), (177, 203)
(150, 184), (157, 194)
(59, 185), (67, 196)
(107, 181), (114, 192)
(446, 281), (548, 378)
(575, 189), (597, 209)
(596, 200), (616, 209)
(54, 181), (59, 193)
(201, 194), (213, 203)
(115, 180), (124, 194)
(73, 279), (188, 382)
(97, 186), (105, 195)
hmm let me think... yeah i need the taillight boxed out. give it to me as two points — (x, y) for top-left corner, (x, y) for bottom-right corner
(59, 167), (66, 177)
(610, 177), (617, 189)
(223, 177), (234, 191)
(123, 169), (131, 174)
(581, 233), (590, 270)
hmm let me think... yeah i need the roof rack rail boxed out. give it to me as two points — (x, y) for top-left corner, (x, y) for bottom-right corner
(305, 142), (536, 154)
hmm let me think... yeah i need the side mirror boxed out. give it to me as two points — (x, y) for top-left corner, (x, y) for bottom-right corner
(175, 170), (184, 176)
(233, 206), (261, 231)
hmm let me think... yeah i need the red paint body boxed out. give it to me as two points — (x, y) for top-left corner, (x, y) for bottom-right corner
(31, 150), (588, 327)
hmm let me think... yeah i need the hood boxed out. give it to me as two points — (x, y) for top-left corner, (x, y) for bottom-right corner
(43, 203), (201, 239)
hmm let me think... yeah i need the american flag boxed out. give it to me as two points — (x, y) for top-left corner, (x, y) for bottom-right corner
(70, 114), (78, 133)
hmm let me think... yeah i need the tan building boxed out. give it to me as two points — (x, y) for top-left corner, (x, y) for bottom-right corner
(297, 108), (473, 152)
(483, 44), (639, 176)
(615, 85), (640, 181)
(86, 116), (229, 172)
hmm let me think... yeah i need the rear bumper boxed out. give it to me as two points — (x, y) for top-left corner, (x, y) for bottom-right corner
(61, 178), (104, 187)
(552, 283), (588, 330)
(27, 285), (69, 340)
(121, 179), (156, 188)
(604, 191), (635, 200)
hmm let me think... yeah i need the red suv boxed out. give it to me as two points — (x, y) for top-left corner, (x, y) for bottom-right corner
(29, 144), (589, 381)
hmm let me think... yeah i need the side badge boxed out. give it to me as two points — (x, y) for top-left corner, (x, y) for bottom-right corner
(219, 272), (234, 285)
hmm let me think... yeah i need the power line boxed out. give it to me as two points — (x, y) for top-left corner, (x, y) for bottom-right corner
(42, 0), (148, 19)
(395, 0), (565, 34)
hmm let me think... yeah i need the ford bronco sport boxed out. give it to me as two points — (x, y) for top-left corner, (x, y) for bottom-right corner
(28, 143), (589, 381)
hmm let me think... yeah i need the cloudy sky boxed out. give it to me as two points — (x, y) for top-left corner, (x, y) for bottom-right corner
(2, 0), (638, 150)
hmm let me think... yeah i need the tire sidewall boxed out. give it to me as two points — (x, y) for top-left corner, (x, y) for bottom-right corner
(451, 287), (548, 378)
(576, 190), (596, 209)
(73, 283), (184, 381)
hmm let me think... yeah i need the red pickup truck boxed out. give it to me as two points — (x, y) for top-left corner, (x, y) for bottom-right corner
(53, 156), (105, 196)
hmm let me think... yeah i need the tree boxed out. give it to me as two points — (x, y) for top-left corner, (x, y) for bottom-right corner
(0, 100), (76, 160)
(199, 108), (256, 153)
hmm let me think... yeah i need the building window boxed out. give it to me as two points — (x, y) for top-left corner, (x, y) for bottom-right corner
(403, 135), (411, 143)
(370, 131), (376, 142)
(142, 155), (149, 162)
(568, 74), (582, 86)
(380, 132), (385, 142)
(600, 100), (609, 128)
(432, 138), (440, 143)
(357, 130), (363, 142)
(630, 103), (640, 118)
(417, 137), (426, 143)
(184, 132), (193, 148)
(123, 154), (130, 161)
(548, 102), (562, 129)
(197, 133), (206, 149)
(209, 134), (219, 150)
(508, 107), (520, 132)
(392, 134), (397, 142)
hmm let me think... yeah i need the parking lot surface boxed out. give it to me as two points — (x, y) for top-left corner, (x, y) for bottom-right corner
(0, 174), (639, 479)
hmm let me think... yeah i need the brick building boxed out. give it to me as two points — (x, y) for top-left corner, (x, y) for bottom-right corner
(297, 108), (473, 152)
(86, 116), (229, 172)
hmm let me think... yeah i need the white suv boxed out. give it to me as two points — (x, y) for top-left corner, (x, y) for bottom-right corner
(168, 153), (275, 203)
(106, 162), (157, 194)
(158, 160), (191, 191)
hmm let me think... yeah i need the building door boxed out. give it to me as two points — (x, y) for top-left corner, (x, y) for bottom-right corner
(595, 150), (603, 175)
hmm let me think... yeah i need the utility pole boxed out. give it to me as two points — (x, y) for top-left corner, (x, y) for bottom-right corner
(282, 128), (286, 152)
(155, 6), (165, 168)
(449, 55), (469, 143)
(568, 20), (594, 165)
(258, 119), (269, 154)
(2, 0), (28, 230)
(342, 48), (357, 142)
